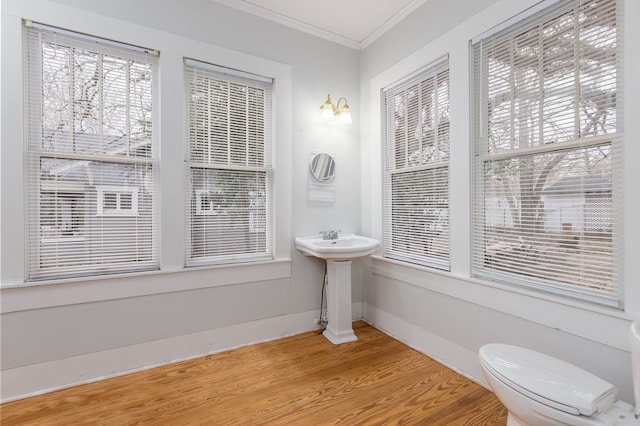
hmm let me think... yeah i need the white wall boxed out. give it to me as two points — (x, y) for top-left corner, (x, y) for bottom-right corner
(360, 0), (640, 404)
(0, 0), (361, 401)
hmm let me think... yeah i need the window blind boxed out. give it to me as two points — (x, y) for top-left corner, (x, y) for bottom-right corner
(383, 58), (450, 270)
(184, 59), (273, 266)
(471, 0), (623, 307)
(25, 22), (159, 280)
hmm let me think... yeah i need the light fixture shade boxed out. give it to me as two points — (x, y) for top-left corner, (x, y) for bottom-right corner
(321, 106), (335, 119)
(320, 94), (335, 119)
(339, 103), (352, 124)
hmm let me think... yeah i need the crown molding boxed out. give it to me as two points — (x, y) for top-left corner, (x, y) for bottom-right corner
(361, 0), (427, 49)
(210, 0), (427, 50)
(211, 0), (360, 49)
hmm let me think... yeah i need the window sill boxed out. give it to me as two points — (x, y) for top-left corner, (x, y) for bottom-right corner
(370, 255), (631, 350)
(0, 258), (292, 314)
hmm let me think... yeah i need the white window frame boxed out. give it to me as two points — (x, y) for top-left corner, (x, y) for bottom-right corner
(25, 22), (159, 281)
(184, 58), (273, 266)
(471, 0), (623, 307)
(382, 56), (451, 271)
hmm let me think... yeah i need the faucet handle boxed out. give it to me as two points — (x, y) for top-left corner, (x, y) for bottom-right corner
(319, 229), (342, 240)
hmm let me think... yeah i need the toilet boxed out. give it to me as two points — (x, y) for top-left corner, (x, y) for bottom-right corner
(479, 322), (640, 425)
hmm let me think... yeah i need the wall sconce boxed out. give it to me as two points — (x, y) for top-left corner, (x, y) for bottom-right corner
(320, 94), (352, 124)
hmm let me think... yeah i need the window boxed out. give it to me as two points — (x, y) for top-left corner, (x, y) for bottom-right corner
(25, 22), (159, 280)
(40, 182), (85, 242)
(96, 186), (139, 216)
(383, 57), (450, 270)
(471, 0), (622, 306)
(195, 190), (219, 216)
(184, 59), (273, 265)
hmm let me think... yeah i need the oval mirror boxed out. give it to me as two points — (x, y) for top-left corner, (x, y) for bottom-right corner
(310, 153), (336, 183)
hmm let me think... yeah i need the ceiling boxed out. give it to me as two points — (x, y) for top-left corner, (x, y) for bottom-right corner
(211, 0), (427, 49)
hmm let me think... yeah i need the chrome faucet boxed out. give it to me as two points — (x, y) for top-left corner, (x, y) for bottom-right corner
(321, 230), (340, 240)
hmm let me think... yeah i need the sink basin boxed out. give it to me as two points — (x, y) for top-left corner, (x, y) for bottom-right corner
(295, 233), (379, 260)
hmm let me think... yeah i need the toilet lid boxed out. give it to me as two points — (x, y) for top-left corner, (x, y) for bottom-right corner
(480, 343), (617, 416)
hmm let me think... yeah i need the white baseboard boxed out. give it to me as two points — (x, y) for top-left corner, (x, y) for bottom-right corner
(1, 301), (371, 403)
(0, 310), (325, 403)
(362, 303), (490, 389)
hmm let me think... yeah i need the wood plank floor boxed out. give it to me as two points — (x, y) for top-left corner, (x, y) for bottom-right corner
(1, 322), (507, 425)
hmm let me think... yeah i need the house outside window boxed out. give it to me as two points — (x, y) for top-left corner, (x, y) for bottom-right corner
(382, 57), (450, 270)
(184, 59), (273, 265)
(471, 0), (622, 307)
(25, 22), (159, 280)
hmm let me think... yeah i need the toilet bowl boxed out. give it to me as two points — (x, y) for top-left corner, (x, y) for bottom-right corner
(479, 322), (640, 425)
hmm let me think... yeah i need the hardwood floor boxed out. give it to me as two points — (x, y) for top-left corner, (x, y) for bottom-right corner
(1, 322), (507, 425)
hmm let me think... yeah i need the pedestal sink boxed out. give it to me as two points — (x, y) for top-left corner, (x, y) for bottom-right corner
(295, 233), (380, 344)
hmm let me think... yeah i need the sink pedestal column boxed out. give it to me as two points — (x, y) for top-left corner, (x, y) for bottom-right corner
(323, 259), (357, 344)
